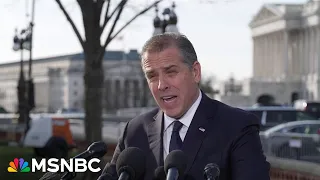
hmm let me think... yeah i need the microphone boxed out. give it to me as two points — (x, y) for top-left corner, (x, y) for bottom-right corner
(97, 163), (118, 180)
(73, 141), (108, 159)
(116, 147), (146, 180)
(203, 163), (220, 180)
(153, 166), (166, 180)
(164, 150), (187, 180)
(39, 141), (107, 180)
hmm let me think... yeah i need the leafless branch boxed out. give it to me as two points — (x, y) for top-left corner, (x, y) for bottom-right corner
(104, 0), (163, 48)
(101, 0), (126, 34)
(96, 0), (105, 19)
(101, 0), (127, 51)
(55, 0), (84, 49)
(101, 0), (111, 30)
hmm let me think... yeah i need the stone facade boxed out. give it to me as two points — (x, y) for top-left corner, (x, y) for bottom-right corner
(249, 1), (320, 104)
(0, 50), (154, 113)
(222, 1), (320, 107)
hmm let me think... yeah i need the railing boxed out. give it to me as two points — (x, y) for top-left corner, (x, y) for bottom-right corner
(0, 113), (132, 145)
(1, 113), (320, 179)
(268, 156), (320, 180)
(260, 132), (320, 164)
(0, 113), (133, 122)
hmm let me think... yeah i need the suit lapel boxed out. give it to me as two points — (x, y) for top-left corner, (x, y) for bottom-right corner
(181, 93), (217, 172)
(147, 109), (164, 166)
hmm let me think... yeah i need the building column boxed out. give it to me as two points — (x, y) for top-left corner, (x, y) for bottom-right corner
(271, 33), (275, 78)
(138, 78), (143, 107)
(278, 32), (283, 79)
(123, 79), (129, 108)
(133, 79), (140, 107)
(118, 77), (124, 109)
(266, 34), (270, 79)
(304, 29), (309, 99)
(316, 27), (320, 100)
(310, 28), (315, 77)
(306, 29), (310, 78)
(261, 35), (265, 79)
(274, 32), (281, 78)
(255, 36), (263, 78)
(128, 79), (133, 108)
(260, 36), (264, 79)
(283, 30), (289, 81)
(253, 37), (257, 77)
(316, 27), (320, 76)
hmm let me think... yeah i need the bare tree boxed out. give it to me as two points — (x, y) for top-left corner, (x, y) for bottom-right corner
(200, 75), (219, 98)
(54, 0), (163, 145)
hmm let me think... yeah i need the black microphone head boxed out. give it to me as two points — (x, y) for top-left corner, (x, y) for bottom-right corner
(97, 173), (117, 180)
(153, 166), (166, 180)
(204, 163), (220, 179)
(164, 150), (188, 176)
(100, 162), (117, 177)
(87, 141), (108, 158)
(116, 147), (146, 180)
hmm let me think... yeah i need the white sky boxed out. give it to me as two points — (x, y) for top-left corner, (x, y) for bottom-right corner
(0, 0), (306, 81)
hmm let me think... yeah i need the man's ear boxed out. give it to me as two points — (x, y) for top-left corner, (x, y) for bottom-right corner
(192, 61), (201, 83)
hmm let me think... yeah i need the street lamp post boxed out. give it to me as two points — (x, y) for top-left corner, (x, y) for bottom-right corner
(13, 29), (30, 125)
(12, 0), (36, 134)
(153, 2), (179, 36)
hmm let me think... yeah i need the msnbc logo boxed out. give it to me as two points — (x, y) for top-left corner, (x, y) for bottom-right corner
(8, 158), (30, 172)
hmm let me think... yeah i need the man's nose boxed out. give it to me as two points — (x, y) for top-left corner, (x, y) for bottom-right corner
(157, 76), (169, 91)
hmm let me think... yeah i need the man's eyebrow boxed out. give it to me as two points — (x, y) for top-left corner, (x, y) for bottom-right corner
(145, 69), (155, 76)
(164, 65), (178, 70)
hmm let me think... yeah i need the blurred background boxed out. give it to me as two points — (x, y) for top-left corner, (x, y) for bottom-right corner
(0, 0), (320, 179)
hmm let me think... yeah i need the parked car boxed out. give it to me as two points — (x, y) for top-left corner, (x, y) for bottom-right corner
(56, 108), (83, 114)
(294, 99), (320, 119)
(0, 106), (8, 113)
(259, 120), (320, 163)
(241, 106), (318, 131)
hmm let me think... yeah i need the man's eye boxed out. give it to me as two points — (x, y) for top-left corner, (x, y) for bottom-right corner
(167, 71), (177, 74)
(147, 74), (155, 80)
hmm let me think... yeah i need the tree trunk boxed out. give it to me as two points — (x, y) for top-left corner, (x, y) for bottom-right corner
(81, 53), (104, 180)
(84, 53), (104, 143)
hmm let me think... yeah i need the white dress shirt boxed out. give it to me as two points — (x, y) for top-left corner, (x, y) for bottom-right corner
(163, 90), (202, 160)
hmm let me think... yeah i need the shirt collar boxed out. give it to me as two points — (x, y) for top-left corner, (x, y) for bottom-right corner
(164, 89), (202, 131)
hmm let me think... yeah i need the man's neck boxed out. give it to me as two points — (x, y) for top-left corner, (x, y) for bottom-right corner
(175, 89), (201, 119)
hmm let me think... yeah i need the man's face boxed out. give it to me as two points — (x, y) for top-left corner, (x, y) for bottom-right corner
(142, 47), (201, 119)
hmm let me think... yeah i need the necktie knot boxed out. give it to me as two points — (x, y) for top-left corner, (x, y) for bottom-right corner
(172, 121), (183, 132)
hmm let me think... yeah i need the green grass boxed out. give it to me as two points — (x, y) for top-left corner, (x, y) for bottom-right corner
(0, 146), (109, 180)
(0, 146), (45, 179)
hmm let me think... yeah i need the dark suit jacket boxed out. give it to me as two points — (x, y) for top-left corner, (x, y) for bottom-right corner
(110, 93), (270, 180)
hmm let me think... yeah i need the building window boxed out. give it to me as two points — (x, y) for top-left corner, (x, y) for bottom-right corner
(74, 81), (77, 86)
(74, 91), (78, 96)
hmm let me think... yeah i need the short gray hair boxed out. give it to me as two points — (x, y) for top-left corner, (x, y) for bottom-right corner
(140, 33), (198, 69)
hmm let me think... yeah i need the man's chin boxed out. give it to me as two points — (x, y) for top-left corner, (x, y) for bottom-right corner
(162, 109), (181, 119)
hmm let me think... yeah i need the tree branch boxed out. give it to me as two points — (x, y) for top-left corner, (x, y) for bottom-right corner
(96, 0), (104, 19)
(100, 0), (126, 54)
(55, 0), (84, 49)
(101, 0), (127, 34)
(101, 0), (111, 30)
(103, 0), (163, 49)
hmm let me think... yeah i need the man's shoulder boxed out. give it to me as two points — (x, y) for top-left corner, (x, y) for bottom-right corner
(126, 107), (160, 126)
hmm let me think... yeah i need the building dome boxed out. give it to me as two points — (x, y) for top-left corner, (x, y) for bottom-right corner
(165, 2), (179, 33)
(153, 5), (161, 28)
(153, 5), (163, 35)
(168, 2), (178, 25)
(153, 16), (161, 28)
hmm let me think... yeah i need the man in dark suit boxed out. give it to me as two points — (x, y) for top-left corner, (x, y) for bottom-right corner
(108, 33), (270, 180)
